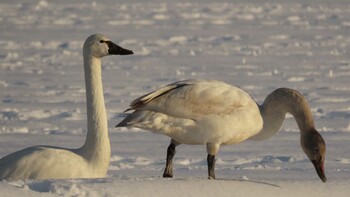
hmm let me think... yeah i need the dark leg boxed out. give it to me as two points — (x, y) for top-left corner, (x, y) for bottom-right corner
(207, 154), (216, 179)
(163, 141), (178, 178)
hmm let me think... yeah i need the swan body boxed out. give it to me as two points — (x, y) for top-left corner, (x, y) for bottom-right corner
(117, 79), (327, 182)
(119, 80), (263, 145)
(0, 34), (133, 181)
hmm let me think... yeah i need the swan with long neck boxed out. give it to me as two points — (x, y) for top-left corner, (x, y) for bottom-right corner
(116, 79), (326, 182)
(0, 34), (133, 181)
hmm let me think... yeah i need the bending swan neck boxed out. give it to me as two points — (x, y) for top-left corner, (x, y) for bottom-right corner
(251, 88), (315, 140)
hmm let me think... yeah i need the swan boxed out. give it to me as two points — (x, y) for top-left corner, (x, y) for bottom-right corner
(116, 79), (327, 182)
(0, 34), (133, 181)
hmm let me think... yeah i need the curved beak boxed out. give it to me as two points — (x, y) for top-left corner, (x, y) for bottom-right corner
(106, 41), (134, 55)
(312, 160), (327, 183)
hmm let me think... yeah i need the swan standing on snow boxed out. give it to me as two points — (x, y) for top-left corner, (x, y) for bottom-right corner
(0, 34), (133, 181)
(116, 79), (327, 182)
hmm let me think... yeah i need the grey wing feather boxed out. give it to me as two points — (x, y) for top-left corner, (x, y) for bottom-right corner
(116, 81), (192, 127)
(128, 81), (191, 111)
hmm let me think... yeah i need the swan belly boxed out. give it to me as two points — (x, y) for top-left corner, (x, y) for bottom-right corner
(0, 146), (104, 181)
(125, 107), (263, 145)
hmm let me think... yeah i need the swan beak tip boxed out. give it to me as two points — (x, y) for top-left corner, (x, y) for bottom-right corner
(120, 49), (134, 55)
(312, 160), (327, 183)
(114, 48), (133, 56)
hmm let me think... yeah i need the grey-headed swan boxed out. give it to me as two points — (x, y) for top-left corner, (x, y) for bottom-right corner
(0, 34), (133, 181)
(116, 79), (327, 182)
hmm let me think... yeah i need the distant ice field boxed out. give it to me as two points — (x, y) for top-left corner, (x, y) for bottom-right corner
(0, 0), (349, 196)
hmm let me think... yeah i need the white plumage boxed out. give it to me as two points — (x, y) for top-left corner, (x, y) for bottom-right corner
(0, 34), (133, 181)
(120, 79), (263, 145)
(117, 79), (327, 182)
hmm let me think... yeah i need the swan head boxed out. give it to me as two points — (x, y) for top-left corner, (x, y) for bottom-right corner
(301, 128), (327, 182)
(83, 34), (133, 58)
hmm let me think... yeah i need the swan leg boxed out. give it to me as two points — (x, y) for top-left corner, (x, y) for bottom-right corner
(206, 143), (220, 179)
(163, 140), (179, 178)
(207, 154), (216, 179)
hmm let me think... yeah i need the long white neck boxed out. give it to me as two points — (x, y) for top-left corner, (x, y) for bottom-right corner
(250, 88), (315, 140)
(78, 52), (111, 173)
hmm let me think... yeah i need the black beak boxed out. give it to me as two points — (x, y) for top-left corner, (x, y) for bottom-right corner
(106, 41), (134, 55)
(312, 160), (327, 183)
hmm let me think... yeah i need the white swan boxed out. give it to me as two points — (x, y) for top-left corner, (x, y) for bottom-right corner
(116, 79), (327, 182)
(0, 34), (133, 181)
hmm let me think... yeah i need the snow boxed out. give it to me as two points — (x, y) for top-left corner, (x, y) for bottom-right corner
(0, 0), (350, 196)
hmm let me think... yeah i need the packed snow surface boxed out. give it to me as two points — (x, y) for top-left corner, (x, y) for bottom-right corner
(0, 0), (349, 196)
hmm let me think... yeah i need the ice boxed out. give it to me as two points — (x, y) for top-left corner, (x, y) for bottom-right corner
(0, 0), (350, 196)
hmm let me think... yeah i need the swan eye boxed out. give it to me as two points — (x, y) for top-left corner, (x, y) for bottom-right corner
(314, 147), (319, 154)
(99, 40), (105, 43)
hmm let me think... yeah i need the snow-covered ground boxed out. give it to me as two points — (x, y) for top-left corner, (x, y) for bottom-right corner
(0, 0), (350, 196)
